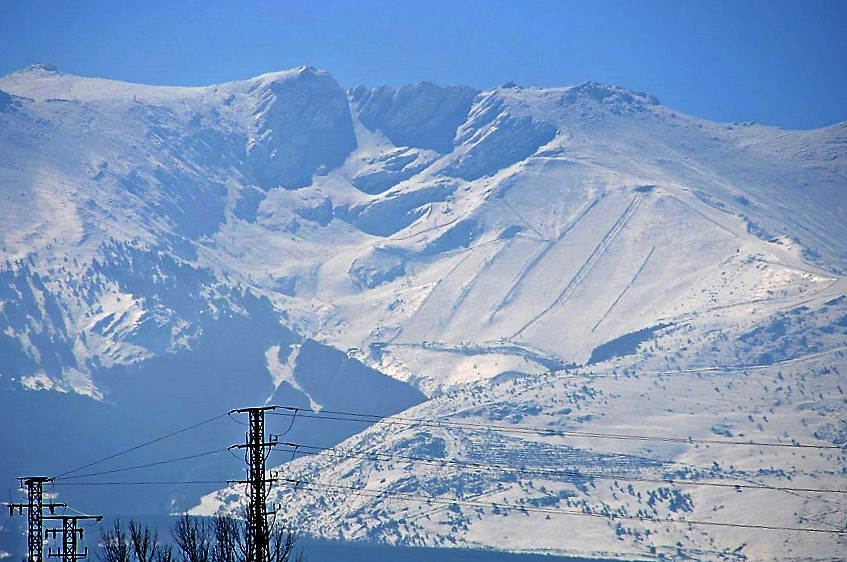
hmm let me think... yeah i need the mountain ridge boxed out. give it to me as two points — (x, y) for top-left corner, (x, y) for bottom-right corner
(0, 66), (845, 561)
(1, 64), (844, 393)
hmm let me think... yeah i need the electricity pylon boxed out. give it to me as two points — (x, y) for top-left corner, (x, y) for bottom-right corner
(45, 515), (102, 562)
(6, 477), (66, 562)
(229, 406), (279, 562)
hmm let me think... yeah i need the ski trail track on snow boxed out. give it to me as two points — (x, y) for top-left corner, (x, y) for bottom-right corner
(394, 252), (476, 343)
(488, 197), (600, 323)
(592, 245), (656, 332)
(445, 239), (515, 328)
(512, 194), (643, 339)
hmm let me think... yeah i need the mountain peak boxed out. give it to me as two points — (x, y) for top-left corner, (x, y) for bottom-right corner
(18, 63), (61, 75)
(244, 66), (334, 90)
(296, 65), (325, 76)
(568, 81), (661, 106)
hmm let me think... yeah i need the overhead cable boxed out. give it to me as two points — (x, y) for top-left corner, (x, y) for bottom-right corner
(268, 407), (841, 450)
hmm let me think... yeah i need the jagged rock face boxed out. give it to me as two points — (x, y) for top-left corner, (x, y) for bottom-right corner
(446, 93), (558, 180)
(351, 82), (479, 153)
(245, 68), (357, 189)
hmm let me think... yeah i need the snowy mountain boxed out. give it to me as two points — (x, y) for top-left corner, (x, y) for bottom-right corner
(1, 64), (846, 561)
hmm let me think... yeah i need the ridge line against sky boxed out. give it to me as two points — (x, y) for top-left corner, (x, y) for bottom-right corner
(1, 0), (846, 130)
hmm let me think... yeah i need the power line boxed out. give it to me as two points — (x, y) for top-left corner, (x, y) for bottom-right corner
(275, 478), (847, 535)
(45, 438), (844, 498)
(272, 442), (847, 496)
(53, 481), (228, 487)
(61, 505), (102, 521)
(47, 478), (847, 535)
(54, 449), (229, 481)
(17, 398), (845, 553)
(52, 412), (229, 479)
(268, 407), (842, 450)
(51, 414), (230, 479)
(46, 438), (843, 497)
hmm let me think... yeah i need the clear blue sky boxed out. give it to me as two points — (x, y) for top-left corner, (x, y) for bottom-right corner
(1, 0), (845, 129)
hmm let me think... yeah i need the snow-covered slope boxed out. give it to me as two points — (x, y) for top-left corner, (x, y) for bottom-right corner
(1, 65), (845, 561)
(199, 347), (847, 561)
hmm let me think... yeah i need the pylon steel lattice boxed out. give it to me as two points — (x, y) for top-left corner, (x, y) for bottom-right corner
(6, 477), (66, 562)
(45, 515), (102, 562)
(229, 406), (279, 562)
